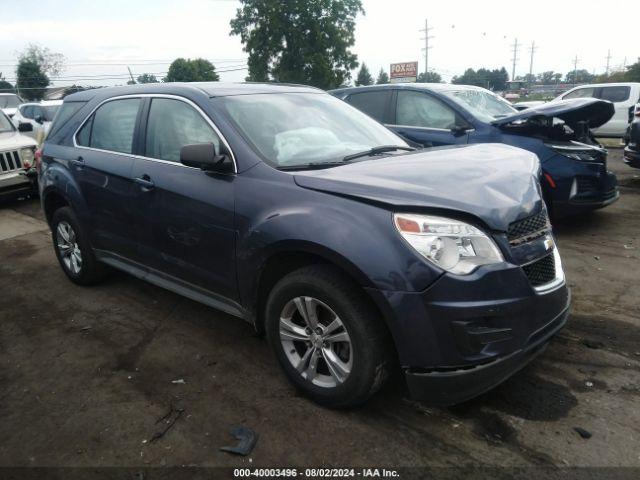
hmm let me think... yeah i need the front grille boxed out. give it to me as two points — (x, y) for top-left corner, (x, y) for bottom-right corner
(507, 210), (550, 245)
(576, 176), (598, 193)
(522, 253), (556, 287)
(0, 150), (22, 173)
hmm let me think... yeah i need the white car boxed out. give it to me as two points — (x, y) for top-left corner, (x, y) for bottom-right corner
(11, 100), (63, 142)
(0, 93), (24, 119)
(554, 82), (640, 137)
(0, 109), (38, 200)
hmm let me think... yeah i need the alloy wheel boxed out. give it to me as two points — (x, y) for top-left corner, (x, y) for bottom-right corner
(279, 296), (353, 388)
(56, 221), (82, 275)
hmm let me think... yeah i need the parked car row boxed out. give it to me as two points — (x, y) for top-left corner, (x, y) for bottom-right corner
(330, 83), (618, 218)
(0, 93), (63, 143)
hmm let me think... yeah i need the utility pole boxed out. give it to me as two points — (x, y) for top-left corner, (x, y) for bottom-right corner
(572, 55), (579, 86)
(605, 49), (612, 76)
(420, 19), (434, 78)
(510, 38), (519, 81)
(127, 66), (135, 84)
(528, 41), (537, 86)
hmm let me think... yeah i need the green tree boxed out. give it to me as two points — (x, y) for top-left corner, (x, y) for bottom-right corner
(164, 58), (220, 82)
(376, 68), (389, 84)
(565, 69), (595, 84)
(16, 59), (49, 100)
(355, 63), (373, 86)
(18, 44), (65, 76)
(417, 71), (442, 83)
(230, 0), (363, 89)
(625, 58), (640, 82)
(538, 71), (556, 85)
(0, 73), (13, 93)
(137, 73), (159, 84)
(452, 67), (508, 90)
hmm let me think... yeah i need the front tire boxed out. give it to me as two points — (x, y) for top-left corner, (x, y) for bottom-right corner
(265, 265), (391, 407)
(51, 207), (107, 285)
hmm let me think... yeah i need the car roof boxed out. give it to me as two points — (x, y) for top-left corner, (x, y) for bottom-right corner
(567, 82), (640, 89)
(330, 83), (491, 95)
(64, 82), (322, 102)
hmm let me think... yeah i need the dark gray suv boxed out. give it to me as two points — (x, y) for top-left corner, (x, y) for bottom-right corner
(39, 82), (570, 407)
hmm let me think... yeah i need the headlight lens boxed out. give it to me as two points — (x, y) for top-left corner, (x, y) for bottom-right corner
(20, 147), (35, 169)
(546, 144), (605, 162)
(394, 213), (504, 275)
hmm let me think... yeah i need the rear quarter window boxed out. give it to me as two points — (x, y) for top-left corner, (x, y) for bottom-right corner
(48, 101), (87, 138)
(599, 86), (631, 103)
(346, 91), (391, 122)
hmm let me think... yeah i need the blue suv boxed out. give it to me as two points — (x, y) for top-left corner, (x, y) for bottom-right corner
(331, 84), (619, 218)
(39, 83), (570, 407)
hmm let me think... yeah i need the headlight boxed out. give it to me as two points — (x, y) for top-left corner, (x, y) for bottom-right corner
(20, 147), (35, 169)
(394, 213), (504, 275)
(546, 143), (605, 162)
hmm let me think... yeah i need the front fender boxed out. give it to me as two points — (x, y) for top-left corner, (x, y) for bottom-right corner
(235, 167), (441, 309)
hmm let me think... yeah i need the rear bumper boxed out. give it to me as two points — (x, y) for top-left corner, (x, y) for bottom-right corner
(404, 304), (569, 405)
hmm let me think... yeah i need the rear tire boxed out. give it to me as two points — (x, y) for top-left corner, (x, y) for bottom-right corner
(265, 265), (391, 407)
(51, 206), (107, 286)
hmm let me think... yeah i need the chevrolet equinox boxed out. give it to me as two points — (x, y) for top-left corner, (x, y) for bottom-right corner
(39, 83), (570, 407)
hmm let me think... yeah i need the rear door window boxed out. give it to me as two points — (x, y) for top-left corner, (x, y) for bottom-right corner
(396, 90), (457, 129)
(76, 98), (141, 154)
(563, 88), (596, 100)
(144, 98), (220, 163)
(346, 91), (391, 123)
(598, 86), (631, 103)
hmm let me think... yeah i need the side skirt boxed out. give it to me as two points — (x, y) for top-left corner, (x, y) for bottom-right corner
(94, 249), (247, 320)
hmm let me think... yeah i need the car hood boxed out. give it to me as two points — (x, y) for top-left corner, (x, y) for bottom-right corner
(0, 130), (38, 150)
(293, 143), (542, 232)
(492, 98), (614, 129)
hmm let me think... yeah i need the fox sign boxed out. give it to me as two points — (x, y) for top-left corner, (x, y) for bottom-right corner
(390, 62), (418, 83)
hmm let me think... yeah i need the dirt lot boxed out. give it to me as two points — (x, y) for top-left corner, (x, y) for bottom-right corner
(0, 148), (639, 471)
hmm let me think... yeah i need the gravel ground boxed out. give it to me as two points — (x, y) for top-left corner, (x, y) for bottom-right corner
(0, 149), (638, 471)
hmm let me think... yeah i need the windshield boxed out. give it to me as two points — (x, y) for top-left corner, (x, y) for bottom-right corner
(0, 111), (15, 132)
(442, 89), (517, 122)
(216, 93), (407, 168)
(0, 95), (21, 109)
(42, 105), (61, 121)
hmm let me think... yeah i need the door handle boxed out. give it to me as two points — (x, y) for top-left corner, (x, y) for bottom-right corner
(70, 156), (84, 167)
(134, 175), (155, 191)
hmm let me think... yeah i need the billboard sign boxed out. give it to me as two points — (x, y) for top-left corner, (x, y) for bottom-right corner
(390, 61), (418, 83)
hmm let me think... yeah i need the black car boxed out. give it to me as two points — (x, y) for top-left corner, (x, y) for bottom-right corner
(624, 104), (640, 168)
(39, 82), (569, 407)
(330, 84), (618, 218)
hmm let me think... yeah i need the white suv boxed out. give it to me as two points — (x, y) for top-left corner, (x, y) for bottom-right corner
(11, 100), (63, 142)
(0, 93), (24, 119)
(0, 109), (38, 200)
(555, 82), (640, 137)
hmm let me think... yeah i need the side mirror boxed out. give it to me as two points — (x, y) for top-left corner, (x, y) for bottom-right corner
(18, 122), (33, 132)
(180, 143), (234, 173)
(451, 124), (469, 137)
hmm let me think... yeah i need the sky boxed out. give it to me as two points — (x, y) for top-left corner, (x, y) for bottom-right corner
(1, 0), (638, 88)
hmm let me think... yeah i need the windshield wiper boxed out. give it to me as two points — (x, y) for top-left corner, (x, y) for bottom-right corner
(278, 162), (348, 171)
(342, 145), (415, 162)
